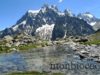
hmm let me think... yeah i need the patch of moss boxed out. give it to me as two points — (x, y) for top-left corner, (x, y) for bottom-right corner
(0, 40), (51, 53)
(52, 73), (64, 75)
(0, 45), (11, 53)
(8, 71), (64, 75)
(17, 41), (49, 51)
(17, 44), (38, 50)
(81, 40), (100, 45)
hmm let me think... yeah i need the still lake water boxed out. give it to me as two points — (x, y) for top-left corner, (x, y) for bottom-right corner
(0, 45), (100, 75)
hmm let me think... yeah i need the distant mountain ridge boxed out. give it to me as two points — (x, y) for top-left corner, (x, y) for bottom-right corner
(0, 5), (95, 40)
(77, 12), (100, 31)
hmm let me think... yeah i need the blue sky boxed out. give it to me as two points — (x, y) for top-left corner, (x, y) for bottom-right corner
(0, 0), (100, 30)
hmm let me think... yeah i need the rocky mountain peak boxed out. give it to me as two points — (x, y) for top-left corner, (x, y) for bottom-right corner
(41, 4), (58, 13)
(78, 12), (94, 18)
(77, 12), (100, 31)
(64, 9), (74, 17)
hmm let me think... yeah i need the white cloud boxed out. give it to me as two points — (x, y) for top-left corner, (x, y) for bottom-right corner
(59, 0), (63, 3)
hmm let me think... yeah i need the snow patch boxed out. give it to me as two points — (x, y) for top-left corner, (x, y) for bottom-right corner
(43, 18), (46, 22)
(12, 25), (19, 31)
(78, 17), (82, 19)
(36, 24), (55, 40)
(83, 14), (93, 18)
(41, 7), (46, 13)
(28, 10), (40, 14)
(12, 21), (26, 31)
(20, 20), (26, 25)
(58, 12), (64, 15)
(65, 9), (73, 17)
(89, 22), (96, 26)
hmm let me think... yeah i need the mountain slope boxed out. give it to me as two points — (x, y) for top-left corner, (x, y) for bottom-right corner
(52, 15), (94, 40)
(89, 29), (100, 41)
(0, 5), (94, 40)
(0, 5), (59, 39)
(85, 29), (100, 45)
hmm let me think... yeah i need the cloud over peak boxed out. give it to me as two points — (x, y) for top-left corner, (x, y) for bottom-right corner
(59, 0), (63, 3)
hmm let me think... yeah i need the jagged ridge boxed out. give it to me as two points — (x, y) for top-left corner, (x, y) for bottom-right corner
(0, 5), (94, 40)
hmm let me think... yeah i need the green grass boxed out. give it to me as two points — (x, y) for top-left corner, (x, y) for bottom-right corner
(16, 41), (49, 51)
(80, 40), (100, 45)
(0, 40), (51, 53)
(80, 31), (100, 45)
(8, 71), (46, 75)
(0, 45), (11, 53)
(8, 71), (64, 75)
(17, 44), (38, 50)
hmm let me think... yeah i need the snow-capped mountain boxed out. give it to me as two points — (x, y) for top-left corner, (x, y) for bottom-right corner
(77, 12), (100, 31)
(0, 5), (94, 40)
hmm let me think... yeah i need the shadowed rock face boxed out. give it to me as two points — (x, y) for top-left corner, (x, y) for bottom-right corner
(0, 43), (100, 75)
(52, 16), (94, 40)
